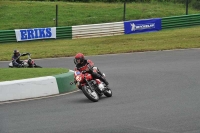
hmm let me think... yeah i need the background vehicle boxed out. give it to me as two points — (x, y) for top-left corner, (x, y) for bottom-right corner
(9, 54), (42, 68)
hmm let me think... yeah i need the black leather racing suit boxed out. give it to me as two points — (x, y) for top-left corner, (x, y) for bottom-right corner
(12, 53), (29, 67)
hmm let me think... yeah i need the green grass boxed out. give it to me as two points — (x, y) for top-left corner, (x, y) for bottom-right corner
(1, 26), (200, 61)
(0, 68), (69, 82)
(2, 26), (199, 82)
(0, 1), (199, 30)
(0, 1), (200, 82)
(1, 24), (200, 81)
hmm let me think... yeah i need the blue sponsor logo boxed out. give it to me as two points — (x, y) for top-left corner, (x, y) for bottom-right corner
(20, 28), (52, 40)
(124, 18), (161, 34)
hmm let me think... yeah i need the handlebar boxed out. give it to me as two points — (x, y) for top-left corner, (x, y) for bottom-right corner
(82, 71), (87, 74)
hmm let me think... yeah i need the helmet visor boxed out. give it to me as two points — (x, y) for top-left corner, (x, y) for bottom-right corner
(74, 58), (81, 65)
(76, 58), (81, 63)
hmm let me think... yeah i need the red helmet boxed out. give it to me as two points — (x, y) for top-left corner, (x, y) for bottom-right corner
(74, 53), (85, 65)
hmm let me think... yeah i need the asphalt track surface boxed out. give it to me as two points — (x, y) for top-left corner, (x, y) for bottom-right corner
(0, 49), (200, 133)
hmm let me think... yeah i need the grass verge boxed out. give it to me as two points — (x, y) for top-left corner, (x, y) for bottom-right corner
(0, 68), (69, 82)
(0, 1), (199, 30)
(1, 26), (200, 61)
(1, 26), (200, 82)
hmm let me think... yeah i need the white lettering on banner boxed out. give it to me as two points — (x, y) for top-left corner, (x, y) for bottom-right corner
(131, 23), (136, 31)
(131, 23), (155, 31)
(15, 27), (56, 41)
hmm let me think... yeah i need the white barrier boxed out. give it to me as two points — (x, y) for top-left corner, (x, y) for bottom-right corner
(72, 22), (124, 39)
(0, 76), (59, 102)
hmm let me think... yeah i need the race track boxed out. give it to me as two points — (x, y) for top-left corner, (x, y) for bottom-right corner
(0, 49), (200, 133)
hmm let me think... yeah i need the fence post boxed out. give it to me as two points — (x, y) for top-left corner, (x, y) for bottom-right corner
(56, 5), (58, 27)
(186, 0), (188, 15)
(123, 0), (126, 21)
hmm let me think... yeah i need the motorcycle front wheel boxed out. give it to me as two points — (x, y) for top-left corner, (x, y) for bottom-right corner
(104, 87), (112, 97)
(82, 85), (99, 102)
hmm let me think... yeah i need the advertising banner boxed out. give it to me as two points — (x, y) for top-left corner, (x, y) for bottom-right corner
(15, 27), (56, 41)
(124, 18), (161, 34)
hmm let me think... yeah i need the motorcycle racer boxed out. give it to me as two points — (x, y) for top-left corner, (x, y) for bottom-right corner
(74, 53), (109, 88)
(12, 50), (30, 67)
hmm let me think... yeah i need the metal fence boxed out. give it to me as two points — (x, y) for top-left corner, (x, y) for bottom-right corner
(0, 14), (200, 43)
(162, 14), (200, 29)
(72, 22), (124, 39)
(0, 30), (16, 43)
(56, 26), (72, 39)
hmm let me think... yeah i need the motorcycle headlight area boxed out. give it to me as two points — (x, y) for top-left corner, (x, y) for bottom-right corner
(76, 75), (82, 82)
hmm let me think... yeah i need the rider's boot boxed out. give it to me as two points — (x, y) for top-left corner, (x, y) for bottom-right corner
(92, 71), (109, 86)
(97, 70), (103, 76)
(97, 68), (105, 77)
(99, 76), (109, 86)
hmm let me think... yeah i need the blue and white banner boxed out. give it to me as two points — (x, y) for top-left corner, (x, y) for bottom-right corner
(15, 27), (56, 41)
(124, 18), (161, 34)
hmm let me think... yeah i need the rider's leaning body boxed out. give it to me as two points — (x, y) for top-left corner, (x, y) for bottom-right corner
(75, 59), (94, 72)
(74, 53), (109, 86)
(12, 50), (29, 67)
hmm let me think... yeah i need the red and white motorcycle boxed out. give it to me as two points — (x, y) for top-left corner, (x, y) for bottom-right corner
(74, 66), (112, 102)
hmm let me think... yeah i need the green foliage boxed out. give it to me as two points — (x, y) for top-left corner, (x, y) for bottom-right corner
(3, 0), (199, 3)
(0, 1), (199, 30)
(1, 26), (200, 61)
(174, 0), (186, 3)
(0, 68), (69, 82)
(192, 0), (200, 10)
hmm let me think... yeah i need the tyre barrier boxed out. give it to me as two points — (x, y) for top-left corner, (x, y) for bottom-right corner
(0, 71), (77, 102)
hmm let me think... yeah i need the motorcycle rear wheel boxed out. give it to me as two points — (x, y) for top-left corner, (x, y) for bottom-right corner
(82, 85), (99, 102)
(34, 65), (42, 68)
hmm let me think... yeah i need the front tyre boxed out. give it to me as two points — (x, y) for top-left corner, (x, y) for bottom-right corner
(82, 85), (99, 102)
(104, 87), (112, 97)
